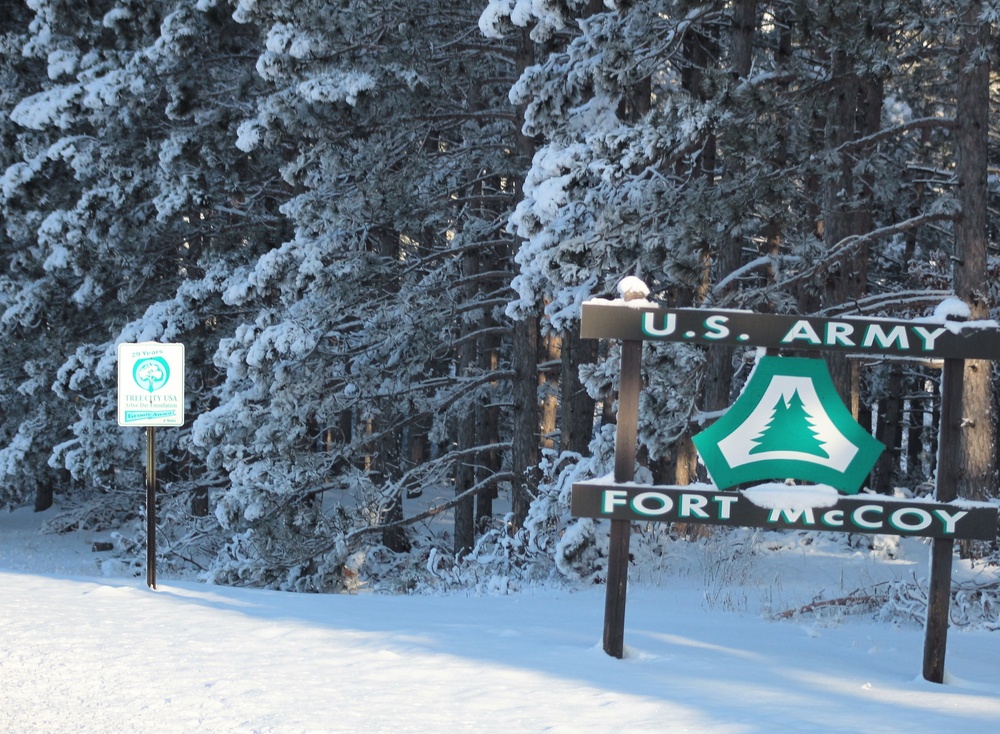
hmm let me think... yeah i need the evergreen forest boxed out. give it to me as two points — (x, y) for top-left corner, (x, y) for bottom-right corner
(1, 0), (999, 592)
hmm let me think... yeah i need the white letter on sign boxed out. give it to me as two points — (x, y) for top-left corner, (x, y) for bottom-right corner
(862, 325), (909, 350)
(768, 508), (816, 525)
(713, 495), (738, 520)
(781, 320), (822, 345)
(825, 322), (855, 347)
(888, 508), (933, 533)
(679, 494), (710, 518)
(932, 508), (968, 535)
(642, 312), (676, 338)
(632, 492), (674, 516)
(704, 315), (730, 340)
(822, 509), (844, 528)
(911, 326), (947, 352)
(853, 504), (884, 529)
(603, 490), (629, 514)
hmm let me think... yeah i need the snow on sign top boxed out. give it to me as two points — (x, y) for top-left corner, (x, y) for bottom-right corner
(117, 342), (185, 427)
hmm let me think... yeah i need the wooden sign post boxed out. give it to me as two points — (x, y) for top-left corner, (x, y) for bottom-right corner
(603, 337), (641, 658)
(574, 294), (999, 682)
(923, 357), (963, 683)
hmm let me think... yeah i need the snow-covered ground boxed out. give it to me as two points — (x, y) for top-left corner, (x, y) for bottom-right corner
(2, 506), (1000, 733)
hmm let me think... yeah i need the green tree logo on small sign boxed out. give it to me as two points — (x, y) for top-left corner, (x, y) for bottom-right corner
(693, 356), (884, 493)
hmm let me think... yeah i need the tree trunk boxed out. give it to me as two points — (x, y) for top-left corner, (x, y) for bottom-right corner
(539, 333), (560, 451)
(822, 54), (864, 402)
(701, 0), (756, 432)
(510, 313), (540, 529)
(508, 28), (542, 531)
(561, 324), (597, 456)
(476, 328), (501, 529)
(453, 406), (476, 557)
(453, 243), (481, 556)
(872, 366), (903, 494)
(34, 485), (53, 513)
(953, 7), (995, 503)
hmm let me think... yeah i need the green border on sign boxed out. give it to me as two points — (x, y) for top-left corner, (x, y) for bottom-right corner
(692, 356), (884, 494)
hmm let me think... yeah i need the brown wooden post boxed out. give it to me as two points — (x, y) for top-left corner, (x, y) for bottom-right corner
(922, 357), (963, 683)
(603, 338), (641, 658)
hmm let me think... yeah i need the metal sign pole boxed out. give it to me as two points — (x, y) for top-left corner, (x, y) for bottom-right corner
(118, 342), (185, 590)
(146, 426), (157, 590)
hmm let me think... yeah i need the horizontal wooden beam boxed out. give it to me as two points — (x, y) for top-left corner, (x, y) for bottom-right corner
(581, 302), (1000, 360)
(572, 481), (998, 540)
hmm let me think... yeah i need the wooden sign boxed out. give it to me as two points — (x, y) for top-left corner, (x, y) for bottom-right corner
(571, 482), (998, 540)
(581, 302), (1000, 359)
(574, 290), (999, 685)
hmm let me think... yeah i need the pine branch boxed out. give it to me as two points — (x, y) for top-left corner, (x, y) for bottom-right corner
(779, 210), (956, 291)
(345, 471), (516, 547)
(814, 289), (954, 317)
(835, 116), (956, 154)
(775, 588), (889, 619)
(284, 469), (516, 566)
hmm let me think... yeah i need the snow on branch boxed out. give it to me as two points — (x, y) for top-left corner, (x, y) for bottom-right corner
(835, 116), (957, 155)
(345, 471), (516, 547)
(780, 210), (957, 290)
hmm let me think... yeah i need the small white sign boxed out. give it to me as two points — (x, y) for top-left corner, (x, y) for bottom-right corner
(117, 342), (185, 427)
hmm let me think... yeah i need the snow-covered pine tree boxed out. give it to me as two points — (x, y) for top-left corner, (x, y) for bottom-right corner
(485, 1), (751, 485)
(51, 0), (293, 551)
(0, 0), (51, 510)
(485, 0), (1000, 574)
(0, 0), (171, 513)
(190, 0), (527, 588)
(0, 0), (286, 552)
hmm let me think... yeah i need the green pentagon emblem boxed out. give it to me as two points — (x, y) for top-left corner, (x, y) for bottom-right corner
(692, 356), (884, 494)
